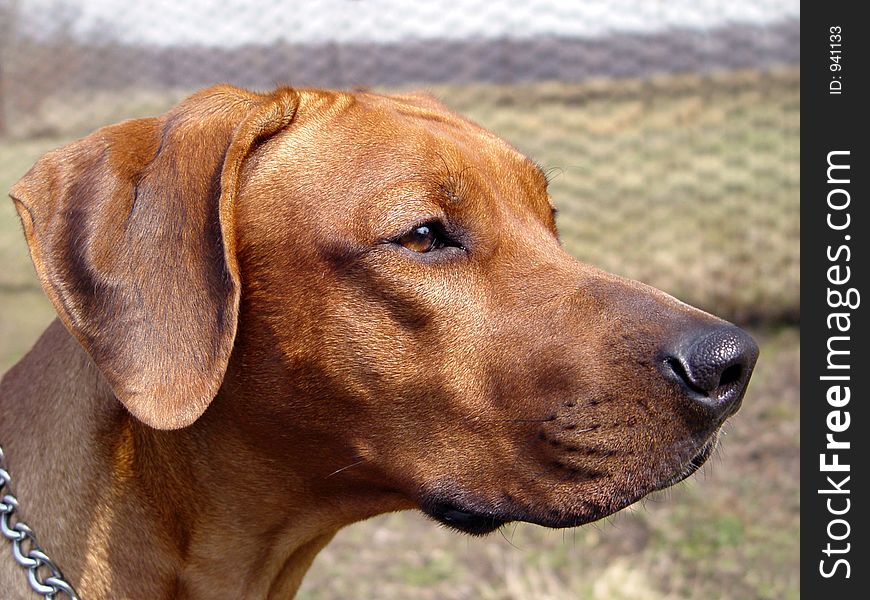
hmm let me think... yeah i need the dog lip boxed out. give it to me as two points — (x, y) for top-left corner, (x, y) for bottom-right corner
(420, 491), (609, 533)
(422, 499), (509, 536)
(654, 436), (718, 491)
(422, 498), (598, 533)
(420, 435), (720, 534)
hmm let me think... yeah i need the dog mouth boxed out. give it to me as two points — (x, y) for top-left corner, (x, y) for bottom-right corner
(422, 499), (510, 536)
(421, 493), (614, 534)
(653, 434), (719, 491)
(420, 485), (618, 535)
(421, 435), (719, 535)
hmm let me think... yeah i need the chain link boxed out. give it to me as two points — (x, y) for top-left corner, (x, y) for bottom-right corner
(0, 445), (80, 599)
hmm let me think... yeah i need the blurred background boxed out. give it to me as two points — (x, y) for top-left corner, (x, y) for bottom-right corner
(0, 1), (799, 598)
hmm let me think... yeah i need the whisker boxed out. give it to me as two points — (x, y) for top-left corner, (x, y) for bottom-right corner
(325, 458), (366, 479)
(544, 165), (564, 183)
(498, 526), (521, 550)
(490, 417), (556, 423)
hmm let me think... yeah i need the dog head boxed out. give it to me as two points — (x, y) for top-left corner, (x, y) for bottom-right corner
(11, 86), (757, 534)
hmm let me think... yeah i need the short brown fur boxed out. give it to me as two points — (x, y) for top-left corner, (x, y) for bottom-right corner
(1, 85), (751, 598)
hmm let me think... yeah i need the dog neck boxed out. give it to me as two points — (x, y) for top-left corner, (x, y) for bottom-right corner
(0, 319), (398, 599)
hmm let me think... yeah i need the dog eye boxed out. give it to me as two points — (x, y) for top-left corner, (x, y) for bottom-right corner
(396, 223), (443, 253)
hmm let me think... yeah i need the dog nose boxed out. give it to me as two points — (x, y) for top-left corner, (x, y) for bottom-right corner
(661, 324), (758, 422)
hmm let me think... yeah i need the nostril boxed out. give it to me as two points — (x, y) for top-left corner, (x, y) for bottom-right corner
(665, 357), (707, 396)
(660, 324), (759, 421)
(718, 364), (743, 388)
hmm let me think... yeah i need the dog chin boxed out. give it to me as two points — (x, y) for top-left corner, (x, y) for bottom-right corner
(421, 496), (617, 534)
(653, 434), (719, 492)
(420, 490), (618, 535)
(420, 435), (720, 535)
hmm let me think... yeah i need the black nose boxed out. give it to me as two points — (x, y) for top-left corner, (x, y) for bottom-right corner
(661, 324), (759, 422)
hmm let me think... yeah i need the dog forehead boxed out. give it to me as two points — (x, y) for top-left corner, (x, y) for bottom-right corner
(236, 88), (552, 242)
(290, 89), (533, 176)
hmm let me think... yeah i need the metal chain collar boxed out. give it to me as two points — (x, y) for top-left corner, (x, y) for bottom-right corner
(0, 444), (80, 599)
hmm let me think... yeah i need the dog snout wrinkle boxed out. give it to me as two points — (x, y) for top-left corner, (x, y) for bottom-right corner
(662, 324), (758, 422)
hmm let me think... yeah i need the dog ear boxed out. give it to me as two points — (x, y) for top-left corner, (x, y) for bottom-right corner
(10, 86), (298, 429)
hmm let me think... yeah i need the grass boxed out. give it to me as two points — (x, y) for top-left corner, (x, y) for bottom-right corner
(0, 69), (799, 598)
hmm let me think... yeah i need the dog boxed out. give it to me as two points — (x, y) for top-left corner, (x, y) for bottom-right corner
(0, 85), (757, 599)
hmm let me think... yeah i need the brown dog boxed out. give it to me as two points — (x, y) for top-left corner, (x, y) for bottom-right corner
(0, 85), (757, 599)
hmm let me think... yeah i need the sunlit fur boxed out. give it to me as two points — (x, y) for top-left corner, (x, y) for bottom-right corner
(0, 85), (749, 599)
